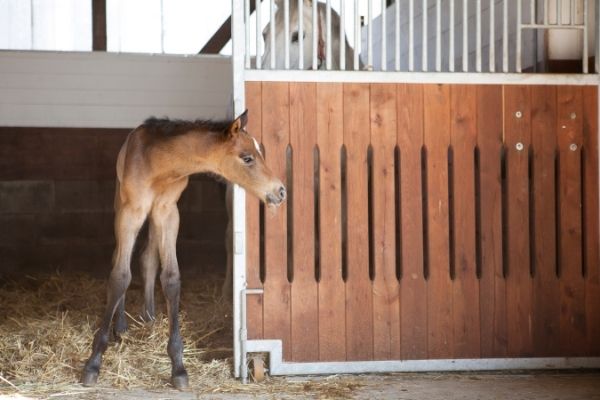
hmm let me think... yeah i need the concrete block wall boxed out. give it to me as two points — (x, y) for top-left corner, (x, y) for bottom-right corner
(0, 127), (227, 277)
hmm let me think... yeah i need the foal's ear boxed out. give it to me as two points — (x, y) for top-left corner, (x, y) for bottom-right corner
(228, 110), (249, 138)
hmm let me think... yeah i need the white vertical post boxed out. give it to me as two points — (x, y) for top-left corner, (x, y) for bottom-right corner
(231, 0), (247, 380)
(544, 0), (548, 25)
(558, 0), (562, 25)
(462, 0), (468, 72)
(270, 0), (276, 68)
(368, 0), (373, 69)
(583, 0), (588, 73)
(489, 0), (495, 72)
(298, 0), (304, 69)
(284, 0), (290, 69)
(395, 0), (401, 71)
(381, 0), (387, 71)
(409, 0), (414, 71)
(450, 0), (455, 71)
(326, 0), (332, 70)
(517, 0), (522, 72)
(436, 0), (441, 71)
(340, 0), (345, 70)
(530, 0), (535, 24)
(256, 0), (262, 69)
(245, 0), (250, 68)
(422, 0), (428, 71)
(313, 0), (318, 69)
(354, 0), (360, 70)
(503, 0), (508, 72)
(476, 0), (481, 72)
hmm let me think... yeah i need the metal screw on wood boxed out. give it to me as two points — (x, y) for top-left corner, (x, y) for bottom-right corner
(570, 143), (578, 151)
(570, 112), (577, 119)
(516, 142), (524, 151)
(515, 111), (523, 118)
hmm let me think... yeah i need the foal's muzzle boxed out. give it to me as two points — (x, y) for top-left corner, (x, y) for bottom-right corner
(266, 185), (286, 205)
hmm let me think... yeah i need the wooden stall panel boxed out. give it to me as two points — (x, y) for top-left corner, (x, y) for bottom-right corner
(245, 81), (264, 339)
(477, 85), (507, 358)
(370, 83), (401, 360)
(397, 84), (428, 360)
(289, 82), (319, 361)
(423, 84), (453, 359)
(316, 83), (346, 361)
(343, 83), (374, 361)
(583, 86), (600, 356)
(530, 86), (560, 356)
(557, 86), (586, 356)
(261, 82), (292, 360)
(449, 85), (480, 358)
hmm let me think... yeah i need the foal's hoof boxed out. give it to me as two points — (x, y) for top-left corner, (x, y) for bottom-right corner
(81, 370), (99, 387)
(171, 372), (189, 390)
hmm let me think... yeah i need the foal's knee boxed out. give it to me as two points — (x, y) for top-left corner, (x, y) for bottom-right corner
(161, 269), (181, 299)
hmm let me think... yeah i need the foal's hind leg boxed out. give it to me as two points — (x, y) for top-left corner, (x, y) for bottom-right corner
(153, 203), (188, 390)
(81, 204), (147, 386)
(140, 219), (160, 321)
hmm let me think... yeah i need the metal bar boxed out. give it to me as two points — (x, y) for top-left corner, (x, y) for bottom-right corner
(313, 0), (318, 69)
(284, 0), (290, 69)
(476, 0), (481, 72)
(489, 0), (495, 72)
(354, 0), (360, 70)
(436, 0), (441, 71)
(368, 0), (373, 69)
(340, 0), (345, 70)
(246, 69), (600, 85)
(544, 0), (548, 25)
(558, 0), (562, 25)
(298, 0), (303, 69)
(326, 0), (332, 70)
(530, 0), (535, 24)
(382, 0), (387, 71)
(240, 288), (265, 383)
(596, 0), (600, 73)
(230, 0), (246, 379)
(583, 0), (588, 73)
(450, 0), (455, 71)
(409, 0), (414, 71)
(503, 0), (508, 72)
(517, 0), (522, 72)
(423, 0), (428, 71)
(245, 0), (250, 68)
(256, 0), (262, 69)
(270, 0), (276, 68)
(569, 0), (573, 25)
(395, 0), (401, 71)
(463, 0), (468, 72)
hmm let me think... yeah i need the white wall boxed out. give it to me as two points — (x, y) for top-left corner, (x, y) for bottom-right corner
(0, 51), (232, 128)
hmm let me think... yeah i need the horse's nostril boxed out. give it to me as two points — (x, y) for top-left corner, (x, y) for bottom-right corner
(279, 186), (287, 200)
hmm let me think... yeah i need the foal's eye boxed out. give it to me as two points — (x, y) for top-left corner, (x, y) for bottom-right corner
(291, 31), (304, 43)
(241, 154), (254, 165)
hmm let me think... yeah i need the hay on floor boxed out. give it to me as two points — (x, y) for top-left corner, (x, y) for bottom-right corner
(0, 272), (362, 398)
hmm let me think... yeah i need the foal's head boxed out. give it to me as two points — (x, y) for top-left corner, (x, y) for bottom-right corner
(217, 111), (286, 206)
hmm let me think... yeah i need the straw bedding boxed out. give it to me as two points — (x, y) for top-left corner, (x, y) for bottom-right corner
(0, 272), (362, 399)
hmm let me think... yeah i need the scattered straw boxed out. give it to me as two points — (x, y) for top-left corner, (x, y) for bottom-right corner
(0, 272), (363, 398)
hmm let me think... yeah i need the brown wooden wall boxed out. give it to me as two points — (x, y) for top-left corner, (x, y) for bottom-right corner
(245, 82), (600, 362)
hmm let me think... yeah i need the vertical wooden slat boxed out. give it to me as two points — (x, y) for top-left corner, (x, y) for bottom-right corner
(504, 85), (534, 357)
(557, 86), (587, 356)
(477, 85), (508, 357)
(583, 86), (600, 356)
(289, 82), (319, 361)
(245, 81), (264, 340)
(530, 85), (560, 356)
(397, 84), (428, 360)
(450, 85), (480, 358)
(344, 83), (373, 361)
(370, 83), (401, 360)
(423, 84), (453, 359)
(92, 0), (107, 51)
(261, 82), (292, 359)
(317, 83), (346, 361)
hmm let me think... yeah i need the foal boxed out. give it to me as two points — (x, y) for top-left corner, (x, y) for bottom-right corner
(81, 111), (286, 389)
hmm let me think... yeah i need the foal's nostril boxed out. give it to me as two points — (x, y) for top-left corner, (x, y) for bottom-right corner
(278, 186), (287, 201)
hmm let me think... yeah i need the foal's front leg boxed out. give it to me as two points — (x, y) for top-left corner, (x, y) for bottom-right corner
(81, 205), (146, 386)
(154, 204), (188, 390)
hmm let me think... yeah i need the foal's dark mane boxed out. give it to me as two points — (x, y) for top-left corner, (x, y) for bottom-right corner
(143, 117), (232, 136)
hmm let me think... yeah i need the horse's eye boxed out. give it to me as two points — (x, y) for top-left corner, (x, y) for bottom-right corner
(291, 31), (304, 43)
(241, 154), (254, 165)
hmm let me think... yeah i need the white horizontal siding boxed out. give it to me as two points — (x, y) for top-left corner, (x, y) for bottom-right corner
(0, 51), (232, 128)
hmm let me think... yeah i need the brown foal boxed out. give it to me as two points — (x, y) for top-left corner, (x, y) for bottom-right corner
(81, 111), (285, 389)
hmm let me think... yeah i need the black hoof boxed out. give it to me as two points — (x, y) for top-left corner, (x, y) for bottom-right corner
(171, 372), (189, 390)
(81, 369), (99, 386)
